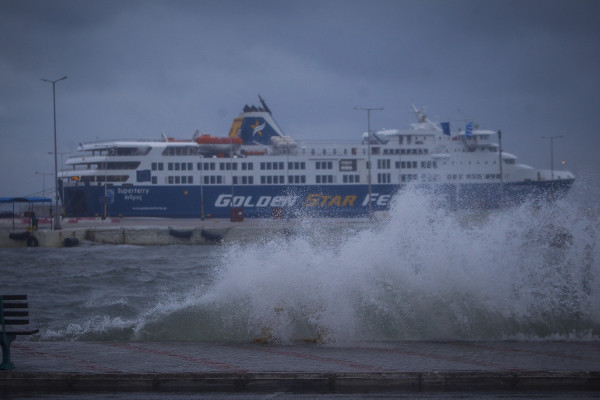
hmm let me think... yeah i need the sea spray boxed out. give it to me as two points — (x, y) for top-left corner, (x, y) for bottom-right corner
(192, 188), (599, 342)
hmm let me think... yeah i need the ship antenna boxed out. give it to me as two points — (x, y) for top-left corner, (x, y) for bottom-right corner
(258, 94), (272, 114)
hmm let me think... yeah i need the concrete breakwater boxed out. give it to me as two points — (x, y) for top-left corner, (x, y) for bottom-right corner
(0, 217), (371, 247)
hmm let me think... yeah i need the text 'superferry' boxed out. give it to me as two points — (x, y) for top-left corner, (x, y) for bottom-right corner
(59, 96), (575, 218)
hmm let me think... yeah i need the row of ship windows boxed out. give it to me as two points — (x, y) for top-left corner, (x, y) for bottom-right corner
(151, 161), (311, 172)
(382, 148), (429, 155)
(447, 174), (502, 180)
(150, 159), (438, 172)
(79, 172), (502, 185)
(444, 160), (498, 165)
(156, 174), (424, 185)
(153, 175), (312, 185)
(155, 175), (366, 185)
(375, 160), (438, 169)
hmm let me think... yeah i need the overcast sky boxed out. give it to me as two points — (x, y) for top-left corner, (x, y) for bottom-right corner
(1, 0), (599, 201)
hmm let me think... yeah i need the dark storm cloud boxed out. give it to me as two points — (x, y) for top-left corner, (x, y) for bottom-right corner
(1, 0), (599, 198)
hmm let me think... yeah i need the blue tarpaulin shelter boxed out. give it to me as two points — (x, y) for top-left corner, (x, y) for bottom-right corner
(0, 197), (52, 204)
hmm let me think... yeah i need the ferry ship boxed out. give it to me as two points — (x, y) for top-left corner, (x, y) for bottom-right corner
(59, 96), (574, 218)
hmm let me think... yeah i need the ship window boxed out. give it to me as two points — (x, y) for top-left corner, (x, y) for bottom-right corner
(377, 173), (391, 183)
(152, 163), (157, 171)
(181, 176), (187, 184)
(175, 163), (180, 171)
(377, 159), (391, 169)
(175, 176), (181, 184)
(152, 176), (157, 184)
(188, 162), (193, 170)
(168, 163), (173, 171)
(168, 176), (174, 184)
(182, 163), (187, 171)
(233, 176), (238, 185)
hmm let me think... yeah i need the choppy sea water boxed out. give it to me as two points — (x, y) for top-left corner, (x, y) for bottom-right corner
(1, 190), (599, 343)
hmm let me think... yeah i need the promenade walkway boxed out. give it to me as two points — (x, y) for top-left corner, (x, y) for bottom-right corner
(1, 341), (598, 394)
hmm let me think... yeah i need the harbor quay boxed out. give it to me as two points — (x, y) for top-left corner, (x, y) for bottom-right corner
(0, 216), (373, 248)
(0, 341), (598, 394)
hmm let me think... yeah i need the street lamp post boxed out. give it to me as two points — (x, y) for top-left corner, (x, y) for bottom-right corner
(34, 171), (52, 197)
(541, 135), (564, 180)
(41, 76), (67, 230)
(497, 130), (504, 207)
(48, 151), (68, 214)
(541, 135), (564, 200)
(354, 107), (383, 219)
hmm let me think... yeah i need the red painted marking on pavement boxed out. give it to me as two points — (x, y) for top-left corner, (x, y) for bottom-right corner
(241, 345), (388, 372)
(13, 343), (121, 373)
(363, 345), (516, 371)
(107, 343), (246, 372)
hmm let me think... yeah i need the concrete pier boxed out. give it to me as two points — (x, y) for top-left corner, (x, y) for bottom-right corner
(0, 217), (372, 247)
(1, 341), (598, 394)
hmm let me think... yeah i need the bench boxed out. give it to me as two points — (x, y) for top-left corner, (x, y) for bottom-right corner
(1, 295), (39, 370)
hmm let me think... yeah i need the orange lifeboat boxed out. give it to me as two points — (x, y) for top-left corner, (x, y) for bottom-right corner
(194, 134), (242, 154)
(194, 134), (242, 145)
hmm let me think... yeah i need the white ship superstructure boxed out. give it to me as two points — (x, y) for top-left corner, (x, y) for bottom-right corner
(59, 97), (574, 218)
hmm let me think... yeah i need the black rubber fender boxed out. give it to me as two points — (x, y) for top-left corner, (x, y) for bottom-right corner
(26, 235), (39, 247)
(63, 237), (80, 247)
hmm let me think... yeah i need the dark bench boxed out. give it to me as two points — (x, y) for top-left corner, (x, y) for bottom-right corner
(1, 295), (39, 370)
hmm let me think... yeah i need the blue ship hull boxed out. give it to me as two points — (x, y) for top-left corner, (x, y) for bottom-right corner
(62, 180), (574, 218)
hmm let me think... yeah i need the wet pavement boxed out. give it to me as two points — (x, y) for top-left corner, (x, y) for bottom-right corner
(1, 341), (599, 394)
